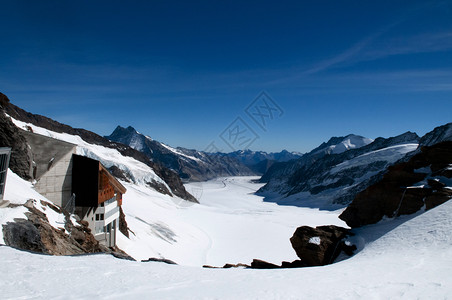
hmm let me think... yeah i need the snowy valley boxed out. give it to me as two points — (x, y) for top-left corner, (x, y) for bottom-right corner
(0, 97), (451, 299)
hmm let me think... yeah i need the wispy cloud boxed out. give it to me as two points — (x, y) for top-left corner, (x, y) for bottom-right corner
(304, 1), (452, 75)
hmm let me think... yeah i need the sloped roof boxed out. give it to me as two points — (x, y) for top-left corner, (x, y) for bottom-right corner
(21, 130), (76, 180)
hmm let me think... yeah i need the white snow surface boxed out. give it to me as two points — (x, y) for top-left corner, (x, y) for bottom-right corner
(327, 135), (374, 154)
(330, 143), (419, 174)
(309, 236), (321, 245)
(3, 117), (451, 298)
(160, 142), (202, 162)
(118, 176), (346, 266)
(1, 199), (451, 299)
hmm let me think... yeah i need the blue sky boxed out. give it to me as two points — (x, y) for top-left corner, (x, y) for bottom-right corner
(1, 1), (451, 152)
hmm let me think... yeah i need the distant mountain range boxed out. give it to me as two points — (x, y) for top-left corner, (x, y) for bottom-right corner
(258, 123), (452, 209)
(105, 126), (302, 181)
(3, 92), (451, 214)
(258, 132), (421, 208)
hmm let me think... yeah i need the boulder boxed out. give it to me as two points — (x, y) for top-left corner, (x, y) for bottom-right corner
(290, 225), (354, 266)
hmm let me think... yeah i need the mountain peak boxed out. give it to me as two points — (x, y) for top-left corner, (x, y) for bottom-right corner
(311, 134), (373, 156)
(420, 122), (452, 146)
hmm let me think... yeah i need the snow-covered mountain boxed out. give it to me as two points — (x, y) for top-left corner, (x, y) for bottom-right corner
(106, 125), (297, 181)
(219, 149), (302, 174)
(258, 132), (421, 208)
(311, 134), (374, 155)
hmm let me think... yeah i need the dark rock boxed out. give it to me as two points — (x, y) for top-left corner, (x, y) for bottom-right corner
(290, 225), (354, 266)
(419, 122), (452, 147)
(146, 180), (172, 196)
(0, 109), (32, 180)
(0, 92), (10, 108)
(111, 251), (136, 261)
(141, 257), (177, 265)
(203, 265), (221, 269)
(340, 141), (452, 228)
(427, 179), (446, 190)
(107, 166), (131, 183)
(119, 206), (129, 238)
(250, 259), (281, 269)
(281, 260), (307, 268)
(222, 263), (250, 269)
(2, 219), (44, 253)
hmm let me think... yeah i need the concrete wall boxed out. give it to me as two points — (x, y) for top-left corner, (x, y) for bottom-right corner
(34, 150), (75, 208)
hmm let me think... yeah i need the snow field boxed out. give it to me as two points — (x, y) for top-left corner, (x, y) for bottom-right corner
(1, 200), (451, 299)
(118, 176), (347, 266)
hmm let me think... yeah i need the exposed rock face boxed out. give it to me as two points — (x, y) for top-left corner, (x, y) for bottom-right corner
(2, 200), (109, 255)
(141, 257), (177, 265)
(419, 122), (452, 147)
(340, 141), (452, 228)
(0, 92), (10, 108)
(119, 206), (129, 238)
(0, 106), (32, 180)
(258, 132), (419, 207)
(4, 101), (196, 202)
(250, 259), (281, 269)
(290, 225), (355, 266)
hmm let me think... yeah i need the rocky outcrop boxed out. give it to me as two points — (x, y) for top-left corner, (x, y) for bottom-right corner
(141, 257), (177, 265)
(2, 200), (108, 255)
(0, 92), (10, 108)
(0, 104), (32, 180)
(250, 259), (281, 269)
(290, 225), (355, 266)
(340, 141), (452, 228)
(119, 206), (129, 238)
(419, 122), (452, 147)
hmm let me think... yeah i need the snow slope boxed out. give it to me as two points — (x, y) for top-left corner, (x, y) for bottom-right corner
(330, 143), (419, 174)
(1, 199), (451, 299)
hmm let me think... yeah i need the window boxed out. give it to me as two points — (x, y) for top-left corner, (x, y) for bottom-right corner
(95, 213), (104, 221)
